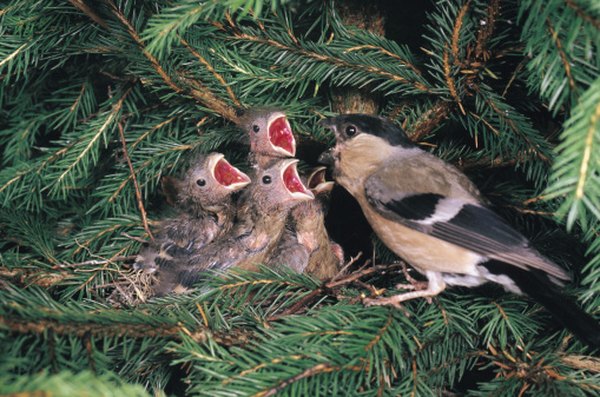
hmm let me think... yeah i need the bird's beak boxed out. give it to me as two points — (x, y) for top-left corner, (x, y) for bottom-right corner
(318, 148), (335, 166)
(281, 159), (314, 201)
(267, 112), (296, 157)
(307, 166), (335, 194)
(210, 153), (251, 191)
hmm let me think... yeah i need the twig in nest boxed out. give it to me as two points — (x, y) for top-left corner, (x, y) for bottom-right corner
(117, 122), (154, 241)
(268, 262), (403, 321)
(330, 251), (363, 282)
(53, 256), (136, 269)
(121, 232), (149, 244)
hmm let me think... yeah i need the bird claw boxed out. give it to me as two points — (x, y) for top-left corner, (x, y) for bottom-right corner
(363, 296), (411, 317)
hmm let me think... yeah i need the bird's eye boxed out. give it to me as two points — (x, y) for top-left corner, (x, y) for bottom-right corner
(262, 175), (272, 184)
(252, 125), (260, 133)
(196, 179), (206, 187)
(345, 125), (357, 137)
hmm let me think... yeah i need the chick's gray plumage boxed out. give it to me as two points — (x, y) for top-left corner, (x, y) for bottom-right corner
(154, 159), (313, 295)
(134, 153), (249, 274)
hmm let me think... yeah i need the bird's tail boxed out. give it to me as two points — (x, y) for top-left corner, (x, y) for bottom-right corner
(482, 260), (600, 349)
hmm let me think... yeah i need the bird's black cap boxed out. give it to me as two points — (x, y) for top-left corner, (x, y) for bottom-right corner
(321, 114), (413, 148)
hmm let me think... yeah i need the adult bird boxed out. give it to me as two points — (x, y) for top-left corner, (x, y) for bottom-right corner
(320, 113), (600, 348)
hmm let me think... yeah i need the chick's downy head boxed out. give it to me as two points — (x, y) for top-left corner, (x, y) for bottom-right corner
(239, 108), (296, 158)
(178, 153), (250, 210)
(251, 159), (314, 213)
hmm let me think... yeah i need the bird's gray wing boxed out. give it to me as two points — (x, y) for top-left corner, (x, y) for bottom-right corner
(364, 173), (570, 280)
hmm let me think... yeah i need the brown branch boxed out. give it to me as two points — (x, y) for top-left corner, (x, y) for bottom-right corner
(107, 1), (182, 93)
(451, 1), (471, 65)
(326, 263), (402, 289)
(365, 312), (393, 351)
(478, 93), (551, 163)
(252, 363), (362, 397)
(406, 101), (451, 141)
(84, 331), (96, 373)
(117, 122), (154, 241)
(178, 74), (239, 123)
(443, 45), (465, 115)
(231, 31), (430, 93)
(474, 0), (499, 61)
(560, 355), (600, 373)
(267, 262), (401, 321)
(0, 315), (248, 346)
(547, 19), (577, 92)
(458, 155), (518, 171)
(179, 37), (241, 107)
(343, 44), (423, 75)
(107, 0), (238, 123)
(52, 255), (136, 269)
(502, 60), (525, 97)
(68, 0), (108, 28)
(108, 142), (194, 203)
(565, 0), (600, 30)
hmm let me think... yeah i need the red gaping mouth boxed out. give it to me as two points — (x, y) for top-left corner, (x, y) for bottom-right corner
(282, 160), (313, 201)
(213, 157), (251, 190)
(268, 115), (296, 157)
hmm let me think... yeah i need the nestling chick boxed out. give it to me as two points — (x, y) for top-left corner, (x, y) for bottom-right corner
(238, 108), (296, 169)
(269, 167), (343, 279)
(154, 159), (313, 295)
(320, 113), (600, 348)
(134, 153), (250, 273)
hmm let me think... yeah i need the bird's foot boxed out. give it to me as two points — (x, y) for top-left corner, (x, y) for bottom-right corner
(394, 281), (429, 291)
(395, 263), (432, 302)
(363, 295), (411, 316)
(391, 285), (432, 303)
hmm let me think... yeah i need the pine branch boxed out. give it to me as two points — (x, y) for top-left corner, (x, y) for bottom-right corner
(68, 0), (108, 28)
(544, 78), (600, 229)
(107, 0), (239, 122)
(117, 122), (154, 241)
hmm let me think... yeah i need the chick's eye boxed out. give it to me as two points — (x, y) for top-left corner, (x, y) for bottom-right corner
(345, 125), (357, 137)
(252, 125), (260, 133)
(262, 175), (272, 184)
(196, 179), (206, 187)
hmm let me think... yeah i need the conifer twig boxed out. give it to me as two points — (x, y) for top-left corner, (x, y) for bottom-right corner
(107, 0), (238, 122)
(179, 37), (241, 107)
(107, 0), (181, 93)
(546, 19), (577, 91)
(565, 0), (600, 30)
(229, 31), (430, 93)
(117, 122), (154, 241)
(68, 0), (108, 28)
(406, 101), (451, 141)
(253, 363), (362, 397)
(451, 0), (471, 66)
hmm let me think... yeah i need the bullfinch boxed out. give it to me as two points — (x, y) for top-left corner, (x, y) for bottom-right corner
(320, 113), (600, 347)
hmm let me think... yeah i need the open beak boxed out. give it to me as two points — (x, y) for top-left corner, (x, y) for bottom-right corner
(267, 112), (296, 157)
(281, 159), (314, 201)
(307, 166), (334, 195)
(210, 153), (251, 191)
